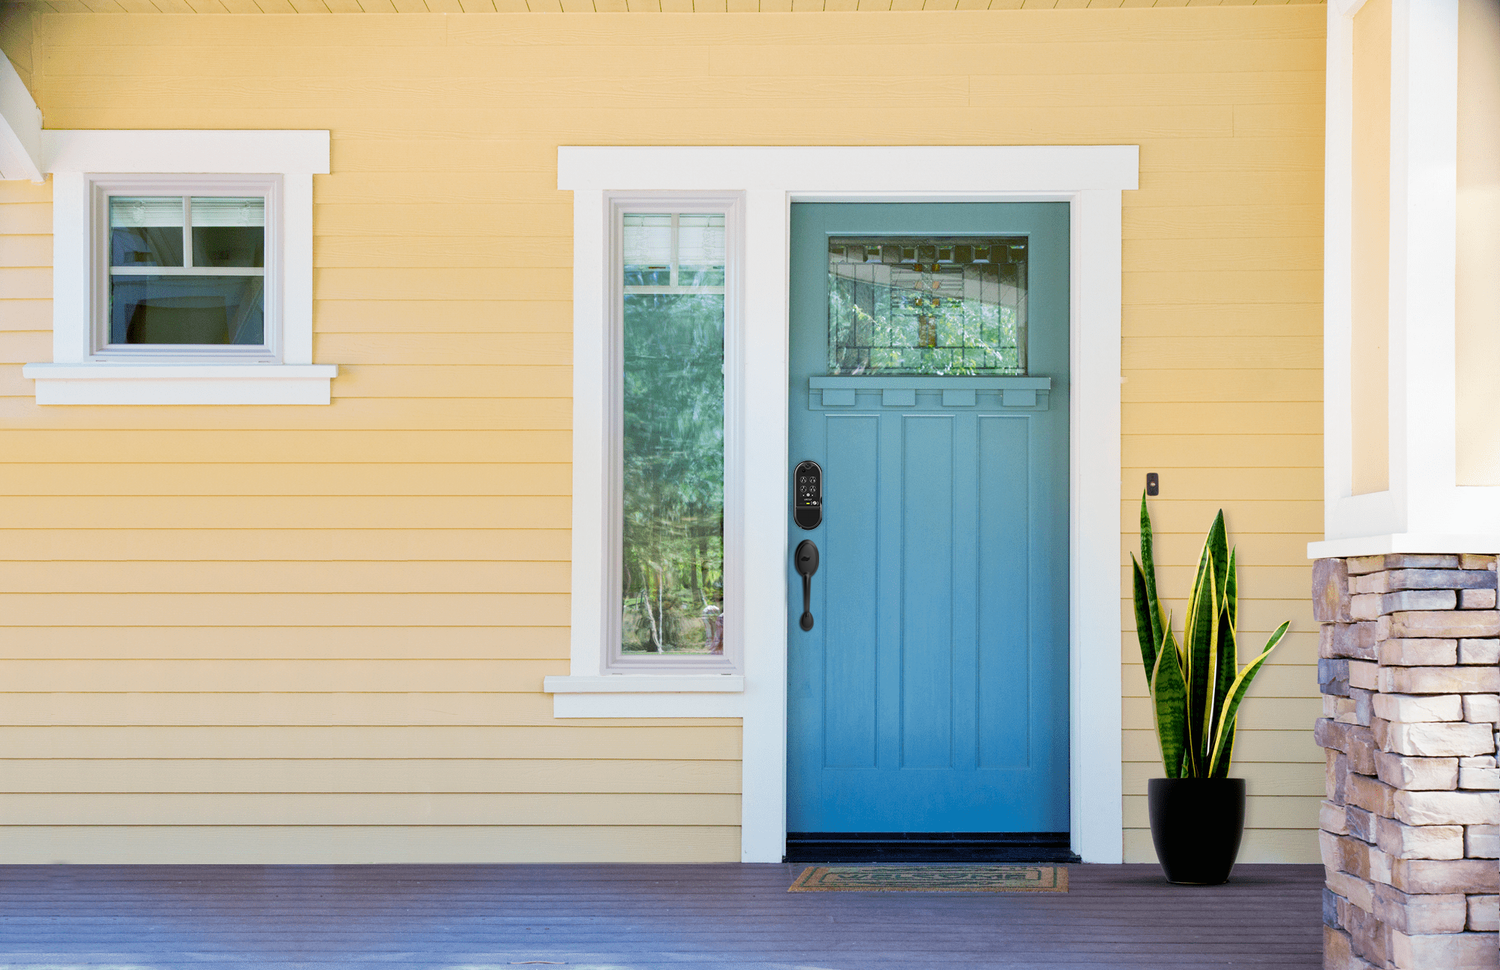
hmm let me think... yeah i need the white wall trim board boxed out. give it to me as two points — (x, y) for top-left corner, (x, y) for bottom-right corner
(1324, 1), (1359, 532)
(552, 693), (748, 719)
(28, 130), (332, 405)
(1310, 533), (1500, 558)
(39, 129), (330, 176)
(554, 144), (1137, 865)
(543, 675), (745, 694)
(1392, 0), (1461, 534)
(1317, 0), (1486, 552)
(0, 51), (42, 182)
(557, 146), (1138, 195)
(19, 364), (338, 405)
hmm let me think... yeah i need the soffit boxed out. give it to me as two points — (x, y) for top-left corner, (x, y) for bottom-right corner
(12, 0), (1325, 13)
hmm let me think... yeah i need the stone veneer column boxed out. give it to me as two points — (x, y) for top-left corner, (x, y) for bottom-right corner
(1315, 554), (1500, 970)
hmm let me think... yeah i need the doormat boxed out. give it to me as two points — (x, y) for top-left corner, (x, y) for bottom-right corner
(788, 864), (1067, 893)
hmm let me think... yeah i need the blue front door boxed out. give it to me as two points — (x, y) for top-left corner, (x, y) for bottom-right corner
(786, 203), (1070, 834)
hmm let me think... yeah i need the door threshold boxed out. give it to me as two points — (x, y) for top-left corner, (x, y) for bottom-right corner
(785, 832), (1080, 864)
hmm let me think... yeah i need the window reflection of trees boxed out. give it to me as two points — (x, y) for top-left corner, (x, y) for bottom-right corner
(621, 292), (725, 655)
(827, 238), (1027, 376)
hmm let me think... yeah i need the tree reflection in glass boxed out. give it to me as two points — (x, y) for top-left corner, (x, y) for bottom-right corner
(827, 237), (1028, 376)
(620, 213), (726, 656)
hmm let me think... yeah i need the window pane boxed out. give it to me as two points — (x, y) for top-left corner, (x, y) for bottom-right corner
(110, 275), (265, 346)
(110, 197), (184, 268)
(620, 212), (726, 657)
(827, 236), (1028, 376)
(622, 213), (673, 286)
(191, 197), (265, 268)
(676, 212), (726, 287)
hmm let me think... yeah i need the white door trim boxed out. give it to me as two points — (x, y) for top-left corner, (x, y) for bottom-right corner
(557, 146), (1137, 864)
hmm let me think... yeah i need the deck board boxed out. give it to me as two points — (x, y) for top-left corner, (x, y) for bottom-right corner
(0, 862), (1323, 968)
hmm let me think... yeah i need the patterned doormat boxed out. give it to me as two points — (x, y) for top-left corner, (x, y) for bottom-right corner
(788, 864), (1068, 893)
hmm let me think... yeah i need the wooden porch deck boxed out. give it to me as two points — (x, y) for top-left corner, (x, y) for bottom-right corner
(0, 862), (1323, 969)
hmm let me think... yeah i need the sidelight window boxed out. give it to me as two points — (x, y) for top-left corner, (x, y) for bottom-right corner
(617, 211), (728, 663)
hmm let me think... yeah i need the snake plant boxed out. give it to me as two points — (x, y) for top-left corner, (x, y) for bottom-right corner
(1131, 495), (1289, 779)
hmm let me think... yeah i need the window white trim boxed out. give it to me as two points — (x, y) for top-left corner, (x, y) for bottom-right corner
(24, 129), (333, 405)
(551, 145), (1137, 866)
(22, 363), (338, 406)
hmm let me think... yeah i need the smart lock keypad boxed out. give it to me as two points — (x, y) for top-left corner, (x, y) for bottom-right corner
(794, 460), (822, 530)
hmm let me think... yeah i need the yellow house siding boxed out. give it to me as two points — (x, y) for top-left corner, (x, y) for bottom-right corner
(1114, 12), (1323, 861)
(1, 6), (1323, 863)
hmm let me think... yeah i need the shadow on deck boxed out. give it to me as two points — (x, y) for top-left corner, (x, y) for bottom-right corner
(0, 862), (1323, 969)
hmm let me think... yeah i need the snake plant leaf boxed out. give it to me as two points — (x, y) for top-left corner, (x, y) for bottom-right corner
(1212, 716), (1237, 779)
(1151, 624), (1188, 780)
(1199, 514), (1230, 760)
(1131, 554), (1158, 680)
(1137, 494), (1165, 655)
(1183, 535), (1220, 770)
(1224, 543), (1239, 634)
(1205, 511), (1229, 601)
(1207, 620), (1291, 776)
(1211, 603), (1236, 757)
(1212, 546), (1239, 750)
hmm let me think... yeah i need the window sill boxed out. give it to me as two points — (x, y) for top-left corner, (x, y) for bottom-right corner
(543, 674), (746, 719)
(22, 363), (338, 405)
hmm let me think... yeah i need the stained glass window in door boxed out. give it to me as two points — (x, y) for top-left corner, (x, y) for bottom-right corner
(827, 237), (1027, 375)
(619, 212), (726, 657)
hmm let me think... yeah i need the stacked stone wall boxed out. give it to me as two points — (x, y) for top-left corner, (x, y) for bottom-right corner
(1316, 553), (1500, 970)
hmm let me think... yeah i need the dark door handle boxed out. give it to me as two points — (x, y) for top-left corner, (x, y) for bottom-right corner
(794, 539), (819, 631)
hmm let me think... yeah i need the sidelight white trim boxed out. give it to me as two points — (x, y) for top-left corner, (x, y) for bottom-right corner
(555, 145), (1137, 864)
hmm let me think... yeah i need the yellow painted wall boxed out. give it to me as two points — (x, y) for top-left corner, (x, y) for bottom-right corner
(1349, 0), (1389, 496)
(1456, 0), (1500, 486)
(0, 6), (1324, 864)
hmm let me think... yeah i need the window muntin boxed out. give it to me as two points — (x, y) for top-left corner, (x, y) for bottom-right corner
(827, 235), (1028, 376)
(618, 211), (727, 661)
(93, 177), (278, 359)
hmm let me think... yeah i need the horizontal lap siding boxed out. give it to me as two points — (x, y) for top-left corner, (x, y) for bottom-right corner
(1117, 12), (1323, 861)
(1, 6), (1322, 863)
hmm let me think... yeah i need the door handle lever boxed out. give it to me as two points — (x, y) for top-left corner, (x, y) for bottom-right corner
(794, 539), (819, 631)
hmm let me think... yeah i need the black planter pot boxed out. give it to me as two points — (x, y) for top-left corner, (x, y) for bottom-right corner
(1147, 777), (1247, 885)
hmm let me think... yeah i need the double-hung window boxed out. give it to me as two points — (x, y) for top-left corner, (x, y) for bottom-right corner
(99, 177), (277, 359)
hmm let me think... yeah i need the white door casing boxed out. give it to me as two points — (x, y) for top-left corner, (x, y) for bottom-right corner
(552, 146), (1138, 864)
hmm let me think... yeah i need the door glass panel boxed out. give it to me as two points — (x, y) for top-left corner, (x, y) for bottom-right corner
(620, 212), (726, 656)
(827, 236), (1027, 375)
